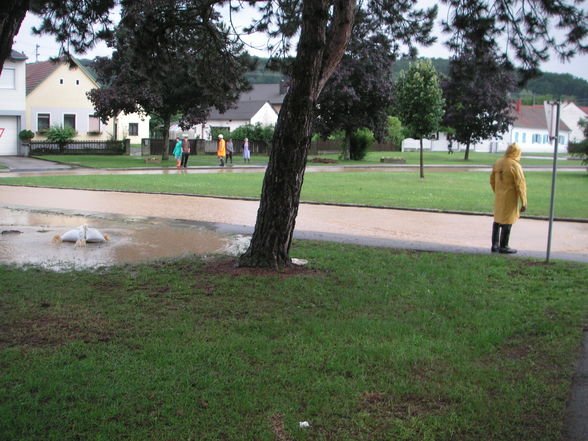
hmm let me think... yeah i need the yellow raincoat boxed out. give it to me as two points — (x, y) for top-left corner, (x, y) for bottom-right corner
(217, 138), (226, 158)
(490, 143), (527, 225)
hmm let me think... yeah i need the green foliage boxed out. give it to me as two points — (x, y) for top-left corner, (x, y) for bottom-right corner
(18, 129), (34, 141)
(349, 128), (375, 160)
(45, 126), (77, 144)
(385, 116), (406, 147)
(229, 123), (274, 142)
(394, 60), (445, 140)
(210, 127), (231, 140)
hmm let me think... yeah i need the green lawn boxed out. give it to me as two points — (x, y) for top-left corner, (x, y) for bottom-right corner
(1, 242), (586, 441)
(2, 170), (587, 219)
(33, 151), (582, 169)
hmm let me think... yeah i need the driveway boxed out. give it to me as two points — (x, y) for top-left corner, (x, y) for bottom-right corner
(0, 156), (76, 172)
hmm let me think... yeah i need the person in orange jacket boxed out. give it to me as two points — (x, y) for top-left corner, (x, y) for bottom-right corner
(217, 134), (226, 166)
(490, 143), (527, 254)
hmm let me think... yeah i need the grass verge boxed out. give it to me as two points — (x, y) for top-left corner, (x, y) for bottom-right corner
(1, 242), (587, 440)
(1, 171), (587, 219)
(32, 151), (582, 169)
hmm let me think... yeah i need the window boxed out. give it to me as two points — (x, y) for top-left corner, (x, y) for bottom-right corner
(0, 67), (15, 89)
(75, 80), (80, 85)
(64, 114), (76, 130)
(88, 115), (101, 133)
(37, 114), (50, 132)
(543, 134), (549, 144)
(532, 134), (541, 144)
(514, 132), (519, 142)
(128, 123), (139, 136)
(522, 133), (526, 143)
(59, 78), (64, 84)
(559, 135), (566, 145)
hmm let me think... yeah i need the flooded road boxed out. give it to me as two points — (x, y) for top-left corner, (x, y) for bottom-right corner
(1, 185), (587, 269)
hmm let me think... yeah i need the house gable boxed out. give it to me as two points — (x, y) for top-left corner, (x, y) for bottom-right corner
(26, 59), (149, 142)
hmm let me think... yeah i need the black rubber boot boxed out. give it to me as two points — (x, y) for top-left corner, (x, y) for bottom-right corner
(491, 222), (501, 253)
(499, 224), (517, 254)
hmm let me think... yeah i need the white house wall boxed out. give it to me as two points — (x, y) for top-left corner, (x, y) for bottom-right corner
(114, 112), (150, 144)
(0, 57), (26, 155)
(507, 127), (570, 153)
(560, 102), (587, 143)
(250, 102), (279, 126)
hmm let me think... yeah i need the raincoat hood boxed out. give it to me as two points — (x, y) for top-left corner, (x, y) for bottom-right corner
(504, 143), (522, 162)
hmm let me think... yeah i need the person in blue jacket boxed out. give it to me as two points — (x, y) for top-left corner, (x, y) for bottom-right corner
(172, 137), (182, 168)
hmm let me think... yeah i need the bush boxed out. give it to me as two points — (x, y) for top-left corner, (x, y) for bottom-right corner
(568, 141), (588, 165)
(45, 126), (77, 144)
(230, 123), (274, 142)
(349, 128), (374, 160)
(18, 129), (34, 141)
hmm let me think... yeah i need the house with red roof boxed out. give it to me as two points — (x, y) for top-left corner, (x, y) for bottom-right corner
(506, 102), (572, 153)
(25, 58), (149, 143)
(402, 101), (574, 153)
(0, 50), (27, 156)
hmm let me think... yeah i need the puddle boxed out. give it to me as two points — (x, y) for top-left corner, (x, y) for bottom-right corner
(0, 207), (250, 271)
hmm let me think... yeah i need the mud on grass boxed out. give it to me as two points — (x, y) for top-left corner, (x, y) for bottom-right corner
(0, 244), (587, 441)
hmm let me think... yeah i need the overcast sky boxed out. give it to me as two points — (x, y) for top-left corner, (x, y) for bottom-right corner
(12, 8), (588, 82)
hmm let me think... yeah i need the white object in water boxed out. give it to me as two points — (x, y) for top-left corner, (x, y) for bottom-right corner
(55, 224), (109, 246)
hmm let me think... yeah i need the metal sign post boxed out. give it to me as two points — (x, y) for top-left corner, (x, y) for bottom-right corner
(545, 100), (561, 263)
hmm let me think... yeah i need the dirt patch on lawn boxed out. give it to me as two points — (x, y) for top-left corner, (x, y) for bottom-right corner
(200, 257), (324, 278)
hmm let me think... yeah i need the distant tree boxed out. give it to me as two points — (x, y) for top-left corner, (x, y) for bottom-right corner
(314, 11), (395, 160)
(395, 60), (445, 178)
(443, 48), (517, 160)
(230, 123), (275, 143)
(385, 116), (407, 149)
(349, 128), (375, 160)
(87, 1), (251, 160)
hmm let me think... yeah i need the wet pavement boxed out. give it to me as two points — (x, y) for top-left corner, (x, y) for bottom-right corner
(1, 186), (587, 270)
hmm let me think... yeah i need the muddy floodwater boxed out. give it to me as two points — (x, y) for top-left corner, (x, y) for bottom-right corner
(0, 207), (250, 271)
(1, 186), (587, 268)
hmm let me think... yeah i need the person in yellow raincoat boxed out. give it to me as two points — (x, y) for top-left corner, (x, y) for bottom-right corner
(217, 134), (226, 167)
(490, 143), (527, 254)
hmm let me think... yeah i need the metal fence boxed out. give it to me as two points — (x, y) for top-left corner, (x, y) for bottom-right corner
(29, 140), (129, 155)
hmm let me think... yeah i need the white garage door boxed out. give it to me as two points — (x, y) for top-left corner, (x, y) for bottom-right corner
(0, 116), (18, 156)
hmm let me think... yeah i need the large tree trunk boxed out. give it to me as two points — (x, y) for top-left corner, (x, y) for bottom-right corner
(464, 141), (471, 160)
(161, 116), (171, 160)
(0, 0), (28, 75)
(419, 138), (425, 179)
(239, 0), (355, 269)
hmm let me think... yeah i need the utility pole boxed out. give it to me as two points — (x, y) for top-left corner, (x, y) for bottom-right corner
(545, 100), (561, 263)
